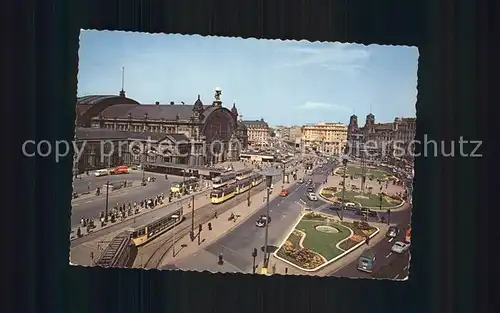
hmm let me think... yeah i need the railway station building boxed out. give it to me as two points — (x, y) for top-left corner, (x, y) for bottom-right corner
(75, 88), (248, 171)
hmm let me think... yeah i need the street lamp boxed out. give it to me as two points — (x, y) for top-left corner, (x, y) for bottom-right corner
(104, 180), (110, 222)
(259, 168), (281, 270)
(252, 248), (258, 274)
(341, 158), (348, 221)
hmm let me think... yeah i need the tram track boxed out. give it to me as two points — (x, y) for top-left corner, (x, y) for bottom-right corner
(141, 176), (283, 268)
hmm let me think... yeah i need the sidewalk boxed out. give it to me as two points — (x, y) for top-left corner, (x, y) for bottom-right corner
(159, 175), (295, 267)
(70, 187), (212, 240)
(260, 219), (389, 276)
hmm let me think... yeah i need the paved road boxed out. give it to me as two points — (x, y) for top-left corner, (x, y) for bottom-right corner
(177, 161), (337, 273)
(70, 177), (179, 228)
(328, 203), (412, 279)
(72, 171), (153, 194)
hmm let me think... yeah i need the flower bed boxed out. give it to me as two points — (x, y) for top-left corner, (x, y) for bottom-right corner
(276, 230), (326, 269)
(337, 221), (378, 251)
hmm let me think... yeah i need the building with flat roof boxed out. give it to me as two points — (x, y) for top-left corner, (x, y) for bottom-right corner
(300, 122), (348, 154)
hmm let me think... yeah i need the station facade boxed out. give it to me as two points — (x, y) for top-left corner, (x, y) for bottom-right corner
(75, 88), (248, 172)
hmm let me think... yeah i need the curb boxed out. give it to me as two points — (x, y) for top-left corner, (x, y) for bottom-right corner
(272, 211), (380, 272)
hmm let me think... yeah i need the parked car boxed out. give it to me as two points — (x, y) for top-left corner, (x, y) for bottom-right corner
(391, 241), (410, 254)
(256, 215), (271, 227)
(386, 226), (400, 238)
(307, 186), (314, 193)
(298, 178), (304, 184)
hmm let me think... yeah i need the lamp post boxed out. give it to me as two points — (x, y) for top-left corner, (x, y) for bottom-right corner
(341, 158), (348, 221)
(104, 180), (110, 222)
(260, 168), (281, 269)
(252, 248), (258, 274)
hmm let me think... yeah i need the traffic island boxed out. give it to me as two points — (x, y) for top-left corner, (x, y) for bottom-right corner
(318, 188), (404, 210)
(274, 212), (379, 271)
(333, 166), (392, 180)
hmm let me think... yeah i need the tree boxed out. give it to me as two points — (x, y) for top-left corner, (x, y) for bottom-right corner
(269, 128), (276, 137)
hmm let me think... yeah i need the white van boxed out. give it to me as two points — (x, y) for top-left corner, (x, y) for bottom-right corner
(94, 169), (109, 177)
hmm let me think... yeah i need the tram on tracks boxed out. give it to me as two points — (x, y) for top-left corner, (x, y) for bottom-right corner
(212, 172), (237, 189)
(129, 206), (184, 246)
(210, 173), (263, 204)
(235, 168), (253, 181)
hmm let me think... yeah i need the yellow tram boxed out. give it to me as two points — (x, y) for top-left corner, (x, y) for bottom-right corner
(250, 173), (263, 186)
(210, 173), (264, 204)
(236, 178), (252, 194)
(236, 168), (253, 181)
(129, 207), (184, 246)
(210, 184), (237, 204)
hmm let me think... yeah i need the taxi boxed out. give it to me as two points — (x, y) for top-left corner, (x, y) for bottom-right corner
(279, 189), (289, 197)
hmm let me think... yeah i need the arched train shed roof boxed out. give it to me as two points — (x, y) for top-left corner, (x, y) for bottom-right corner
(77, 95), (140, 106)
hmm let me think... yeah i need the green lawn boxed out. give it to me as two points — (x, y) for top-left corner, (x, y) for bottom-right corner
(333, 190), (400, 208)
(295, 220), (351, 260)
(337, 166), (389, 179)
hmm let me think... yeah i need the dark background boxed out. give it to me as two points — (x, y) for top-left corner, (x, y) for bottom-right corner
(3, 0), (492, 312)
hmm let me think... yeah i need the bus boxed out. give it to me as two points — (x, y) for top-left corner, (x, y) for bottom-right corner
(212, 172), (237, 189)
(405, 227), (411, 243)
(235, 168), (253, 181)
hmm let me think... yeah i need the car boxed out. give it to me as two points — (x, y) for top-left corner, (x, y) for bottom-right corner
(298, 178), (304, 184)
(386, 226), (400, 238)
(391, 241), (410, 254)
(280, 189), (289, 197)
(307, 192), (318, 201)
(328, 205), (341, 211)
(256, 215), (271, 227)
(306, 186), (314, 193)
(307, 179), (313, 184)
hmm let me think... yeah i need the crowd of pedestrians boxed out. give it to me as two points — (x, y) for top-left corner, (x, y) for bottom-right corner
(76, 192), (165, 238)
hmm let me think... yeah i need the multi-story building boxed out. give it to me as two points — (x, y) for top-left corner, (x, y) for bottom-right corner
(75, 87), (247, 167)
(300, 122), (348, 154)
(241, 118), (270, 146)
(347, 113), (416, 157)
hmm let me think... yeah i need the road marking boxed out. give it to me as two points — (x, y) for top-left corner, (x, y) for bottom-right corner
(388, 238), (394, 243)
(403, 265), (408, 270)
(385, 252), (392, 258)
(394, 274), (400, 279)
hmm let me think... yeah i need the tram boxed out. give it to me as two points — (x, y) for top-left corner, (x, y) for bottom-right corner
(235, 168), (253, 181)
(250, 173), (263, 186)
(129, 207), (184, 246)
(236, 178), (252, 194)
(210, 184), (237, 204)
(210, 173), (264, 204)
(212, 172), (237, 189)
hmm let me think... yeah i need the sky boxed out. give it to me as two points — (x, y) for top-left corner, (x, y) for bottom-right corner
(78, 30), (418, 126)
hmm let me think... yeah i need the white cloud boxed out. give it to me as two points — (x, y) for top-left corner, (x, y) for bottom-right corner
(297, 102), (351, 112)
(279, 43), (370, 74)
